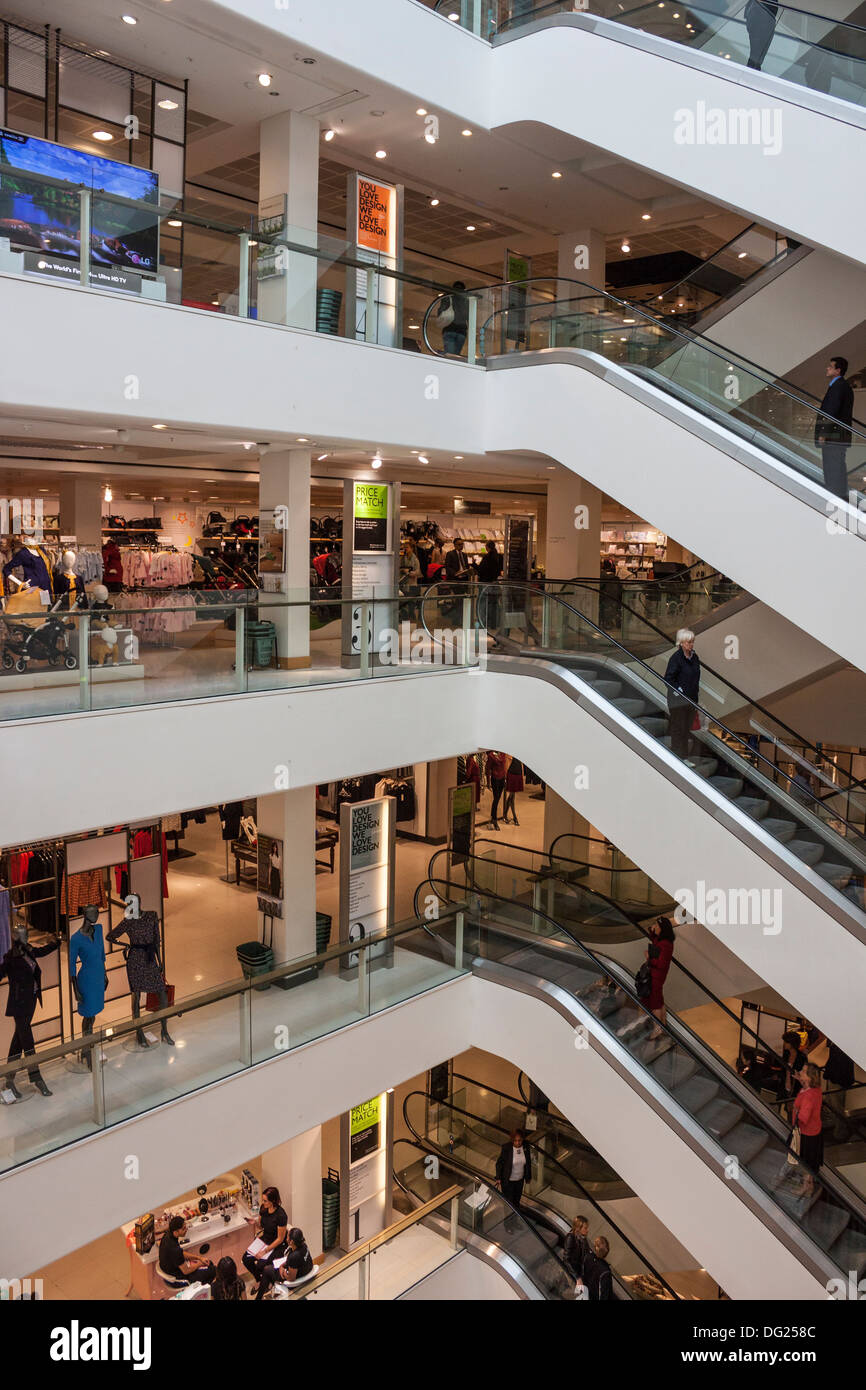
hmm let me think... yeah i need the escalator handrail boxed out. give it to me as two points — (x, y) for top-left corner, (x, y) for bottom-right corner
(560, 578), (866, 804)
(422, 577), (866, 855)
(404, 1088), (681, 1299)
(422, 273), (866, 446)
(417, 874), (866, 1226)
(492, 0), (866, 43)
(634, 220), (792, 311)
(392, 1133), (580, 1295)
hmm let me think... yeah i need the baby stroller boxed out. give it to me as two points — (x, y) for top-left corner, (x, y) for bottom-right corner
(1, 595), (79, 673)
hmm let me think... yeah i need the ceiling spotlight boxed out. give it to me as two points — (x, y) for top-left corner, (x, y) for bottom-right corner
(92, 130), (113, 141)
(418, 454), (430, 464)
(737, 250), (748, 258)
(121, 14), (137, 25)
(103, 485), (113, 502)
(416, 107), (427, 116)
(466, 224), (476, 232)
(317, 453), (329, 461)
(258, 72), (273, 87)
(158, 98), (179, 110)
(323, 129), (335, 141)
(448, 13), (459, 21)
(461, 129), (472, 137)
(623, 318), (635, 324)
(641, 212), (651, 220)
(167, 218), (182, 227)
(621, 240), (631, 253)
(371, 456), (383, 469)
(551, 171), (562, 179)
(242, 442), (255, 450)
(454, 455), (464, 460)
(375, 149), (387, 159)
(152, 423), (167, 430)
(296, 437), (309, 442)
(430, 197), (440, 207)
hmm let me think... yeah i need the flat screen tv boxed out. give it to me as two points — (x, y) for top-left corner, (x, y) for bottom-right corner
(0, 127), (159, 273)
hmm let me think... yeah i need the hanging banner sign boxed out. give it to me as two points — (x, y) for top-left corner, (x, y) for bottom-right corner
(356, 177), (397, 256)
(353, 482), (389, 553)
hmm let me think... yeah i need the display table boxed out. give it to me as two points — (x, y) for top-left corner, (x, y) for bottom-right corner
(231, 839), (257, 885)
(315, 826), (338, 873)
(123, 1201), (255, 1301)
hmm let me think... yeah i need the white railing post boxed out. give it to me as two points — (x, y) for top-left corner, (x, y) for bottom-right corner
(78, 188), (92, 286)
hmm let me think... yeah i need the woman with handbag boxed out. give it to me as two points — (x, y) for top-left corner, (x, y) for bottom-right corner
(791, 1063), (824, 1197)
(646, 916), (675, 1039)
(503, 757), (524, 826)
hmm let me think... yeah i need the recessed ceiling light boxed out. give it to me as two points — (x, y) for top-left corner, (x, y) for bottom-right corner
(92, 130), (113, 141)
(418, 455), (430, 464)
(641, 212), (651, 220)
(317, 453), (329, 461)
(375, 149), (387, 159)
(454, 455), (464, 460)
(371, 456), (383, 469)
(430, 197), (440, 207)
(547, 465), (556, 470)
(158, 99), (179, 110)
(211, 300), (219, 306)
(411, 450), (419, 454)
(737, 251), (748, 258)
(323, 129), (335, 141)
(448, 13), (459, 21)
(621, 241), (631, 253)
(242, 442), (255, 450)
(121, 14), (137, 25)
(466, 224), (476, 232)
(152, 423), (167, 430)
(167, 218), (182, 227)
(416, 107), (427, 116)
(258, 73), (272, 87)
(623, 318), (635, 324)
(461, 129), (472, 137)
(409, 323), (419, 329)
(296, 437), (309, 442)
(552, 171), (562, 179)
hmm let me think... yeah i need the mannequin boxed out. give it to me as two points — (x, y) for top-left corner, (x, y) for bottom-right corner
(55, 550), (87, 610)
(107, 894), (174, 1048)
(101, 538), (123, 594)
(69, 905), (108, 1071)
(2, 536), (53, 599)
(0, 928), (58, 1099)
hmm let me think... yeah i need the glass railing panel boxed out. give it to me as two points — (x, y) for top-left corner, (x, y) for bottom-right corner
(368, 922), (467, 1012)
(0, 1030), (107, 1170)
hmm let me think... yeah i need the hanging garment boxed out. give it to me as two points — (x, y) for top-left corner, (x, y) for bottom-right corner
(69, 925), (106, 1017)
(7, 852), (32, 887)
(0, 888), (11, 959)
(61, 867), (107, 917)
(219, 803), (243, 842)
(27, 850), (57, 935)
(108, 912), (164, 992)
(464, 755), (482, 806)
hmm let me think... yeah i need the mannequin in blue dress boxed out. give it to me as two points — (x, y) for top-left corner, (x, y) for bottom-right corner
(69, 905), (107, 1071)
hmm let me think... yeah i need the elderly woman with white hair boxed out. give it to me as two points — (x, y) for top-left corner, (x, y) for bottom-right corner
(664, 628), (701, 762)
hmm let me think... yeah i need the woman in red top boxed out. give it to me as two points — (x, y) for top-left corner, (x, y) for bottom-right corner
(486, 751), (508, 831)
(647, 916), (675, 1038)
(792, 1063), (824, 1195)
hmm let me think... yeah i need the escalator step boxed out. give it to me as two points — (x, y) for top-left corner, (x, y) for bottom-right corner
(673, 1075), (720, 1114)
(830, 1227), (866, 1282)
(604, 1007), (650, 1040)
(707, 775), (744, 798)
(812, 861), (854, 884)
(804, 1200), (851, 1252)
(748, 1143), (793, 1192)
(636, 1033), (674, 1066)
(592, 680), (621, 700)
(762, 818), (798, 843)
(697, 1097), (745, 1140)
(787, 840), (826, 866)
(690, 757), (718, 778)
(723, 1121), (770, 1167)
(650, 1049), (697, 1089)
(611, 697), (647, 718)
(734, 796), (771, 819)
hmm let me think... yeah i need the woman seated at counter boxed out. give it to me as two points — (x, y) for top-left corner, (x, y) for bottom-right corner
(158, 1216), (216, 1289)
(242, 1186), (288, 1289)
(212, 1256), (246, 1301)
(253, 1227), (314, 1300)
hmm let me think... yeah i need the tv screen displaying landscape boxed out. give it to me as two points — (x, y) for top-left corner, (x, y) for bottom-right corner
(0, 128), (159, 273)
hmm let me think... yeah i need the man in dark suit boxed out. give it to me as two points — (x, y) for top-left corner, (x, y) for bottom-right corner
(816, 355), (854, 501)
(495, 1128), (533, 1230)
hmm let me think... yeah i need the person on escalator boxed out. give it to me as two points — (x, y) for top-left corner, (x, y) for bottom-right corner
(815, 356), (854, 501)
(664, 628), (701, 763)
(580, 1236), (612, 1301)
(744, 0), (779, 71)
(564, 1214), (590, 1283)
(791, 1063), (824, 1198)
(495, 1128), (532, 1229)
(646, 915), (675, 1039)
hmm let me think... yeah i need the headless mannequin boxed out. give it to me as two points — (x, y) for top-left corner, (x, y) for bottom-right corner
(70, 905), (108, 1071)
(107, 894), (174, 1048)
(56, 550), (86, 610)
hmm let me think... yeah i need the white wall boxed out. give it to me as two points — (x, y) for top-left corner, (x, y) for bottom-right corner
(399, 1249), (520, 1300)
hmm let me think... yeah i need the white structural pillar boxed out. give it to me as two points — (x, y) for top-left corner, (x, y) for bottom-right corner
(261, 1125), (324, 1258)
(58, 479), (103, 546)
(257, 786), (316, 966)
(546, 470), (602, 580)
(258, 110), (319, 329)
(259, 448), (310, 669)
(557, 227), (606, 292)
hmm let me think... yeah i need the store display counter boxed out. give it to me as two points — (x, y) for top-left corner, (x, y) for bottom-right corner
(123, 1201), (255, 1301)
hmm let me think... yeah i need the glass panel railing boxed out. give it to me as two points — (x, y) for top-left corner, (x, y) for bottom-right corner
(638, 224), (800, 328)
(432, 0), (866, 110)
(0, 908), (469, 1174)
(422, 884), (866, 1276)
(423, 277), (866, 510)
(0, 589), (481, 723)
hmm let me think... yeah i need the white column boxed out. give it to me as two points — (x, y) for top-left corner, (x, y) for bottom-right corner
(259, 448), (310, 669)
(257, 786), (316, 965)
(557, 227), (606, 291)
(58, 479), (103, 546)
(546, 471), (602, 580)
(261, 1125), (323, 1258)
(258, 110), (319, 329)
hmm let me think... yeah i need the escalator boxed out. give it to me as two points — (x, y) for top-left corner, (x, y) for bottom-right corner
(402, 1088), (690, 1298)
(411, 882), (866, 1286)
(392, 1137), (576, 1297)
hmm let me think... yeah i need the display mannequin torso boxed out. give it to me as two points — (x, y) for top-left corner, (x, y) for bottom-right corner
(108, 909), (164, 992)
(69, 912), (107, 1018)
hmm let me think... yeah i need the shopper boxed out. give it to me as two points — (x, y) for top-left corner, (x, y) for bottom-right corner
(487, 750), (509, 831)
(477, 539), (502, 635)
(254, 1226), (315, 1299)
(158, 1215), (216, 1289)
(646, 915), (675, 1039)
(212, 1255), (246, 1300)
(564, 1214), (591, 1283)
(495, 1127), (532, 1230)
(664, 628), (701, 762)
(503, 757), (524, 826)
(581, 1235), (613, 1301)
(242, 1186), (288, 1288)
(444, 537), (471, 584)
(781, 1029), (808, 1112)
(0, 932), (58, 1099)
(437, 280), (470, 357)
(744, 0), (778, 71)
(815, 355), (854, 501)
(476, 538), (502, 584)
(791, 1063), (824, 1197)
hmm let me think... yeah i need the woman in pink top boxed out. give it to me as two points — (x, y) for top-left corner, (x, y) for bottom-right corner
(792, 1063), (824, 1196)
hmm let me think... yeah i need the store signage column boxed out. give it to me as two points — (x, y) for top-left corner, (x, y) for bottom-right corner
(339, 1091), (393, 1250)
(257, 789), (316, 968)
(339, 796), (395, 977)
(341, 479), (400, 668)
(345, 172), (404, 347)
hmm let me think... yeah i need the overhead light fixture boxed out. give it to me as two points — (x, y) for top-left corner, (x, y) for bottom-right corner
(621, 240), (631, 253)
(375, 149), (387, 159)
(454, 455), (464, 460)
(737, 250), (748, 258)
(152, 423), (167, 430)
(317, 453), (329, 461)
(641, 212), (651, 220)
(258, 72), (272, 87)
(121, 14), (137, 25)
(466, 224), (476, 232)
(551, 171), (562, 179)
(104, 485), (113, 503)
(92, 130), (113, 142)
(296, 437), (309, 442)
(448, 13), (460, 21)
(409, 322), (419, 329)
(323, 129), (335, 141)
(418, 454), (430, 464)
(416, 107), (427, 116)
(461, 129), (472, 137)
(158, 98), (179, 110)
(167, 218), (182, 227)
(430, 197), (440, 207)
(371, 456), (383, 469)
(623, 318), (635, 324)
(411, 450), (419, 455)
(242, 441), (255, 450)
